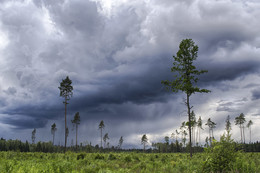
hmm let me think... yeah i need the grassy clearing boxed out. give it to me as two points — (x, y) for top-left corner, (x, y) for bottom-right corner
(0, 151), (259, 172)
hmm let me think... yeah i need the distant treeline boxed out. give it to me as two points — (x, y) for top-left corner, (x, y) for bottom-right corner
(0, 138), (259, 153)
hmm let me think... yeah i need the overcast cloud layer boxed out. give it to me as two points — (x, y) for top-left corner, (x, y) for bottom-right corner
(0, 0), (259, 148)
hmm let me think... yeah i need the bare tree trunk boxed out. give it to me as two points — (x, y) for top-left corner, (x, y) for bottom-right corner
(250, 127), (251, 143)
(101, 129), (102, 149)
(187, 94), (192, 158)
(243, 126), (245, 144)
(53, 133), (55, 145)
(64, 96), (67, 152)
(196, 127), (198, 146)
(198, 128), (200, 146)
(209, 128), (211, 146)
(193, 127), (195, 146)
(191, 127), (193, 147)
(240, 124), (242, 143)
(76, 124), (78, 151)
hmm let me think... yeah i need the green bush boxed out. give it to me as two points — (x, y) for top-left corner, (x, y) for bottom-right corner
(133, 155), (140, 161)
(94, 154), (105, 160)
(108, 153), (117, 160)
(202, 134), (238, 172)
(124, 155), (132, 162)
(77, 153), (86, 160)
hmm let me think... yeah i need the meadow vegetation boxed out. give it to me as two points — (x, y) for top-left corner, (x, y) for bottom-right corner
(0, 150), (259, 173)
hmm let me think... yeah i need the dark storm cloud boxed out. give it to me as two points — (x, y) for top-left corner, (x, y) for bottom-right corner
(43, 0), (103, 36)
(70, 58), (171, 110)
(0, 99), (7, 107)
(3, 87), (17, 95)
(200, 60), (260, 85)
(2, 115), (48, 130)
(244, 83), (260, 89)
(0, 0), (260, 145)
(3, 104), (62, 119)
(1, 103), (63, 129)
(251, 90), (260, 100)
(216, 101), (237, 112)
(216, 98), (248, 113)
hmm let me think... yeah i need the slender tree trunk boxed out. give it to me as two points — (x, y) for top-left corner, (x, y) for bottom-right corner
(193, 128), (195, 146)
(209, 128), (211, 146)
(100, 129), (102, 149)
(64, 96), (67, 152)
(76, 124), (78, 151)
(250, 127), (251, 143)
(187, 94), (192, 157)
(198, 128), (200, 146)
(196, 127), (198, 146)
(240, 124), (242, 143)
(191, 127), (194, 146)
(53, 133), (55, 145)
(243, 126), (245, 144)
(181, 132), (184, 145)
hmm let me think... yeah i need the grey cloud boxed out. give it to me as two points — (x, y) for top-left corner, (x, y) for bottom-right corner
(69, 56), (172, 108)
(2, 103), (63, 129)
(0, 97), (7, 107)
(251, 113), (260, 117)
(33, 0), (104, 44)
(0, 0), (260, 145)
(216, 98), (248, 113)
(244, 83), (260, 89)
(50, 1), (102, 36)
(199, 60), (260, 85)
(216, 106), (237, 112)
(2, 115), (48, 130)
(4, 87), (17, 95)
(251, 90), (260, 100)
(32, 0), (65, 8)
(216, 101), (237, 112)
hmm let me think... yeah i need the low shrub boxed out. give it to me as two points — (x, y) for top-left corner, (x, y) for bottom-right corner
(124, 155), (132, 162)
(77, 153), (86, 160)
(94, 154), (105, 160)
(202, 134), (238, 172)
(108, 153), (116, 160)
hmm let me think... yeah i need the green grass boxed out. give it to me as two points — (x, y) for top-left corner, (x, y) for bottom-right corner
(0, 151), (259, 172)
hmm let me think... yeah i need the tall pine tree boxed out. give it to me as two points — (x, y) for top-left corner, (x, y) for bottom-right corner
(162, 39), (210, 157)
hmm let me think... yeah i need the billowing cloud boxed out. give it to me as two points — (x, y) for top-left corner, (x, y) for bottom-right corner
(0, 0), (259, 147)
(251, 90), (260, 100)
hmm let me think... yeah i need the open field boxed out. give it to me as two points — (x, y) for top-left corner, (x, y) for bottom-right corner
(0, 151), (259, 173)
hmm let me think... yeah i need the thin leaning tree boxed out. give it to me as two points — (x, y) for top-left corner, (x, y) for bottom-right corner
(103, 133), (109, 148)
(205, 118), (216, 145)
(162, 39), (210, 157)
(235, 113), (246, 143)
(225, 115), (232, 136)
(71, 112), (80, 150)
(196, 116), (203, 146)
(59, 76), (73, 152)
(99, 120), (105, 149)
(118, 136), (123, 149)
(141, 134), (148, 152)
(32, 128), (36, 144)
(246, 120), (253, 143)
(51, 123), (57, 145)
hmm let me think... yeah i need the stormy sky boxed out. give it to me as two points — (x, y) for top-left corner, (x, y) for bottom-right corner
(0, 0), (259, 148)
